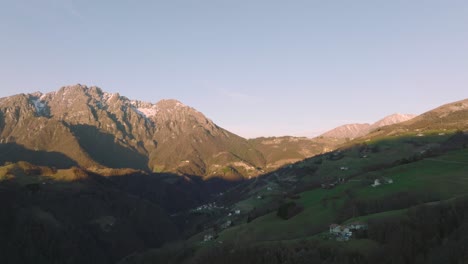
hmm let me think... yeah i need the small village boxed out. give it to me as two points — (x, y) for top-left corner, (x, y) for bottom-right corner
(328, 222), (368, 241)
(191, 202), (225, 213)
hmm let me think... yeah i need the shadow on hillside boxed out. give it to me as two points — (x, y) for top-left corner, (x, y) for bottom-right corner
(0, 143), (78, 168)
(0, 164), (241, 264)
(70, 125), (149, 170)
(0, 170), (183, 264)
(105, 172), (240, 214)
(0, 112), (4, 135)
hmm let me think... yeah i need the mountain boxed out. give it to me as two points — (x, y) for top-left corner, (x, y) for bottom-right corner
(320, 113), (416, 139)
(320, 123), (371, 139)
(369, 113), (417, 130)
(146, 99), (266, 179)
(0, 84), (314, 179)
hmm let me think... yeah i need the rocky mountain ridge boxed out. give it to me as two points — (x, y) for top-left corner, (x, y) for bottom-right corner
(321, 113), (417, 139)
(0, 85), (330, 179)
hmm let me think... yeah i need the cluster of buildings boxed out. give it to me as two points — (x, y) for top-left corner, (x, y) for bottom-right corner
(329, 222), (368, 241)
(371, 177), (393, 187)
(191, 202), (224, 212)
(203, 233), (216, 242)
(227, 209), (241, 216)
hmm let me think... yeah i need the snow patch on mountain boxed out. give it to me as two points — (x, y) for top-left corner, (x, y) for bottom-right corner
(31, 97), (49, 116)
(138, 107), (158, 117)
(31, 98), (48, 116)
(131, 106), (159, 118)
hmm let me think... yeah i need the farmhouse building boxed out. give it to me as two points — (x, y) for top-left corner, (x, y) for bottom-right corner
(329, 222), (368, 241)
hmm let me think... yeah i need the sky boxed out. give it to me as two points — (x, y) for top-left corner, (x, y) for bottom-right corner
(1, 0), (468, 138)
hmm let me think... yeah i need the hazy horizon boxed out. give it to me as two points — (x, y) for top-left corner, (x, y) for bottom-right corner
(1, 0), (467, 138)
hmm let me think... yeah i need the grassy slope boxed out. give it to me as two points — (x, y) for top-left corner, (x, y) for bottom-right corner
(117, 132), (468, 264)
(214, 142), (468, 245)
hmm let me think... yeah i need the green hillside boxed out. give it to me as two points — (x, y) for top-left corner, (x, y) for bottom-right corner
(122, 131), (468, 263)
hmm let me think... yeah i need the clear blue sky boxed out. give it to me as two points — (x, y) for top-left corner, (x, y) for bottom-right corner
(1, 0), (468, 138)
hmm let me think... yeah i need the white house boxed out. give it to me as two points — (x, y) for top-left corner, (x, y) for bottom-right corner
(203, 234), (214, 242)
(329, 224), (341, 233)
(371, 179), (381, 187)
(221, 220), (233, 229)
(329, 222), (368, 241)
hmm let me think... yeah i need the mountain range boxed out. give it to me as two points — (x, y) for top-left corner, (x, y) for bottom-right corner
(2, 85), (468, 264)
(0, 85), (264, 179)
(0, 85), (424, 180)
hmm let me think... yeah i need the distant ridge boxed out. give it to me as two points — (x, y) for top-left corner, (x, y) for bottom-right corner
(321, 113), (417, 139)
(370, 113), (418, 130)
